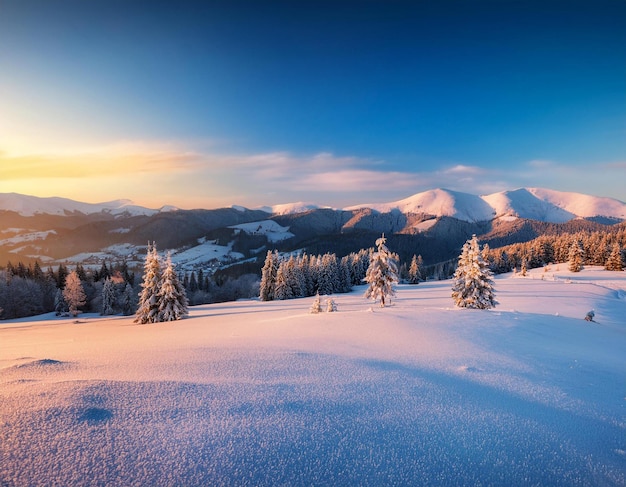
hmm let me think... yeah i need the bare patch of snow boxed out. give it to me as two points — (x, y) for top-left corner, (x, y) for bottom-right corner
(170, 240), (244, 269)
(412, 219), (437, 232)
(0, 230), (56, 246)
(230, 220), (295, 243)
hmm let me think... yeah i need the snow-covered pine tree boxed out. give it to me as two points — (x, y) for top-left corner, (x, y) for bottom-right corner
(308, 255), (320, 294)
(300, 253), (315, 296)
(451, 235), (497, 309)
(121, 282), (136, 315)
(339, 256), (353, 293)
(135, 242), (162, 324)
(101, 277), (117, 315)
(568, 240), (584, 272)
(364, 234), (399, 307)
(63, 270), (87, 317)
(273, 263), (294, 300)
(318, 253), (338, 296)
(54, 288), (68, 316)
(289, 256), (307, 297)
(158, 252), (189, 321)
(309, 292), (322, 314)
(605, 243), (623, 271)
(259, 250), (279, 301)
(520, 258), (528, 276)
(326, 297), (337, 312)
(408, 254), (423, 284)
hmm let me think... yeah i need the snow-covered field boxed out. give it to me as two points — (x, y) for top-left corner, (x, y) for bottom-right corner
(1, 267), (624, 486)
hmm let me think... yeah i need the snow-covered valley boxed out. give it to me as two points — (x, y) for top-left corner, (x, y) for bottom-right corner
(1, 266), (624, 486)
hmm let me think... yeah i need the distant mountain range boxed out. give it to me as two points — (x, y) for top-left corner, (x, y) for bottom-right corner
(1, 188), (624, 272)
(3, 187), (624, 222)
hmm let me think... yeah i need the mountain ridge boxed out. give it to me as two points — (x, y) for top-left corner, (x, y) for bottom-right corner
(2, 187), (624, 223)
(1, 188), (624, 272)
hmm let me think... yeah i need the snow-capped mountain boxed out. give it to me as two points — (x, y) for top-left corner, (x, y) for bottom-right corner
(1, 188), (624, 223)
(347, 188), (496, 222)
(0, 193), (164, 217)
(349, 188), (626, 224)
(258, 202), (324, 215)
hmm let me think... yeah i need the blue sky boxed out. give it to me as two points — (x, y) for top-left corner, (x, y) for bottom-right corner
(1, 0), (624, 209)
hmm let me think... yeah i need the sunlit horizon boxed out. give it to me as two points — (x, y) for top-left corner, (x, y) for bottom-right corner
(1, 1), (624, 209)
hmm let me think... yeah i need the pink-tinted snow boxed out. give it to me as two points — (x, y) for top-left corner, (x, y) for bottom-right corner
(1, 266), (624, 486)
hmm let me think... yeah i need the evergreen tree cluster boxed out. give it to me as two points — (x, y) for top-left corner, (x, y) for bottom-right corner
(484, 228), (626, 274)
(0, 259), (136, 320)
(259, 248), (371, 301)
(135, 243), (189, 324)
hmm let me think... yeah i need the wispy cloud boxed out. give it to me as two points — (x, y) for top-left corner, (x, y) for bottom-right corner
(0, 141), (201, 179)
(443, 164), (485, 175)
(2, 139), (624, 207)
(601, 161), (626, 170)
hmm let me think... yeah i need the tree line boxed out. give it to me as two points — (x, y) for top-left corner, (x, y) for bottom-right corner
(484, 227), (626, 274)
(2, 225), (623, 319)
(0, 260), (136, 320)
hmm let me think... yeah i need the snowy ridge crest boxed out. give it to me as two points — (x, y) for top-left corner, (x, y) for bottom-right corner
(0, 193), (162, 217)
(1, 188), (625, 223)
(348, 187), (626, 223)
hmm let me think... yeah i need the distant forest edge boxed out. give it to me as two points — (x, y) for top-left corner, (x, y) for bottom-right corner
(1, 223), (624, 320)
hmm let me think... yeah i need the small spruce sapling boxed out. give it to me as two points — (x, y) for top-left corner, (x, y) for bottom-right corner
(310, 293), (322, 314)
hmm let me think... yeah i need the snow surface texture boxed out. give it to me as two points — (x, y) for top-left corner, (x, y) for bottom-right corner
(1, 267), (625, 486)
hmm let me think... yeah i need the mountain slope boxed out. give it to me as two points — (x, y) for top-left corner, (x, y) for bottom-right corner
(348, 187), (626, 224)
(347, 188), (496, 222)
(528, 187), (626, 220)
(0, 193), (161, 217)
(481, 188), (576, 223)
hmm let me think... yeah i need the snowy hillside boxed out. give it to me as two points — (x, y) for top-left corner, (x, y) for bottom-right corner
(230, 220), (295, 243)
(0, 193), (162, 216)
(1, 267), (624, 486)
(483, 187), (626, 223)
(482, 188), (577, 223)
(529, 187), (626, 220)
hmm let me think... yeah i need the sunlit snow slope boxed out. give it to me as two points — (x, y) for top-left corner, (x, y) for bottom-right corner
(1, 267), (625, 486)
